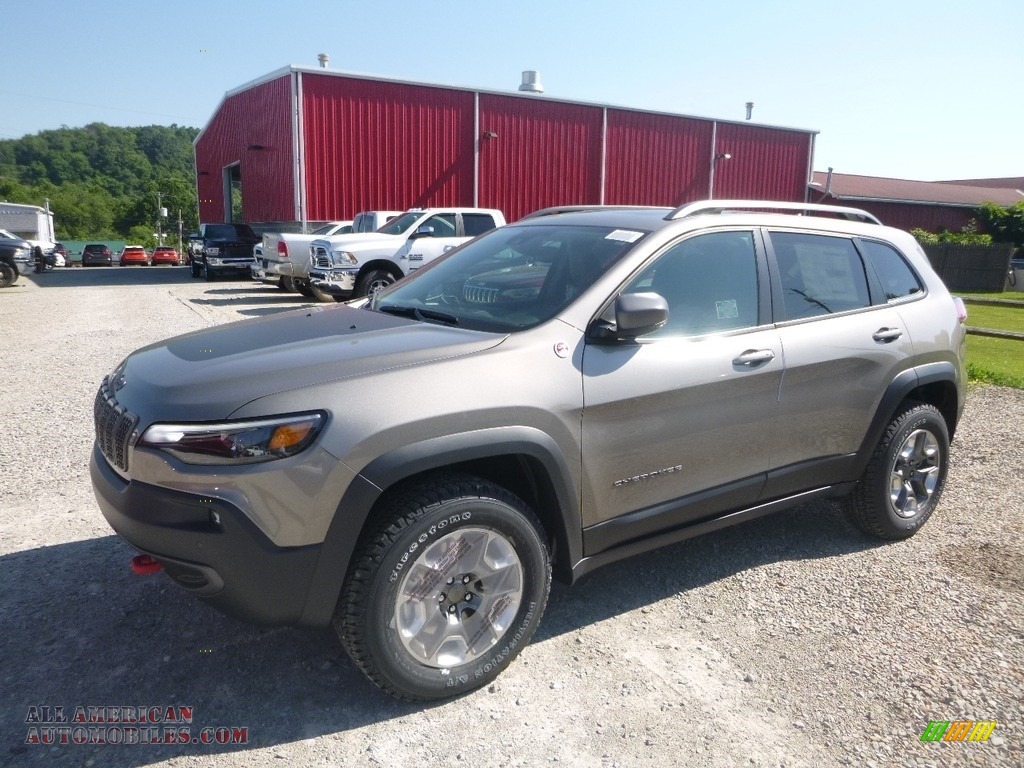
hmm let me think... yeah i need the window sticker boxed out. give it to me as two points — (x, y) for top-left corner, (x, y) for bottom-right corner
(606, 229), (643, 243)
(716, 300), (739, 320)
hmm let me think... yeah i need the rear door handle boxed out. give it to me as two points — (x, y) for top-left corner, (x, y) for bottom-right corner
(873, 327), (903, 343)
(733, 349), (776, 366)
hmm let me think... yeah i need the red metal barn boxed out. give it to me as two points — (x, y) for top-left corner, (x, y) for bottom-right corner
(195, 67), (818, 228)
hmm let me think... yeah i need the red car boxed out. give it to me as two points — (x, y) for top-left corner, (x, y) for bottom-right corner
(151, 246), (180, 266)
(119, 246), (149, 266)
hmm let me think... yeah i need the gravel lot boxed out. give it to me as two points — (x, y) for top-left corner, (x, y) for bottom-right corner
(1, 268), (1021, 768)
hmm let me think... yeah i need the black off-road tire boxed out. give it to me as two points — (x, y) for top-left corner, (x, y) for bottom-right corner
(845, 401), (949, 540)
(335, 474), (551, 701)
(190, 260), (201, 278)
(0, 262), (17, 288)
(355, 268), (397, 298)
(204, 266), (217, 282)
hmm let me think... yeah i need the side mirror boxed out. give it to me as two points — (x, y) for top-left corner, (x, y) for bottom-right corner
(409, 225), (435, 240)
(592, 292), (669, 341)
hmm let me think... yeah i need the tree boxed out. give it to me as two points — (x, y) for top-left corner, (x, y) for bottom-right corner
(977, 201), (1024, 248)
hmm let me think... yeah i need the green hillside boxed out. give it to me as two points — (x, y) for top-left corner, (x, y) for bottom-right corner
(0, 123), (200, 247)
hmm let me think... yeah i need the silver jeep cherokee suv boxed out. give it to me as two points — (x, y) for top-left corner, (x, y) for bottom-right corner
(91, 200), (967, 701)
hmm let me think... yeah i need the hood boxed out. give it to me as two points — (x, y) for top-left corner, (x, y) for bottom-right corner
(108, 304), (504, 422)
(313, 232), (400, 250)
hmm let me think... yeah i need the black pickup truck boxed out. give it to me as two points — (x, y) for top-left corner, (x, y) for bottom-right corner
(188, 223), (261, 281)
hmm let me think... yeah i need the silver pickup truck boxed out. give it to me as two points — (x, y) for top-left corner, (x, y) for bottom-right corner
(252, 212), (401, 295)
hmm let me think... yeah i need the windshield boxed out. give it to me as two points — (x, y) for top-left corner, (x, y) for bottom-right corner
(206, 224), (257, 240)
(374, 224), (648, 332)
(376, 212), (421, 236)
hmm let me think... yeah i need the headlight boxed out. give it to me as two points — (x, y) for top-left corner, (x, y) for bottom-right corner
(331, 250), (358, 267)
(207, 257), (222, 265)
(138, 412), (325, 465)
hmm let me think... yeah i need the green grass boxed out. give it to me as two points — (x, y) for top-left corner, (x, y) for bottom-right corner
(960, 291), (1024, 302)
(963, 303), (1024, 333)
(966, 335), (1024, 388)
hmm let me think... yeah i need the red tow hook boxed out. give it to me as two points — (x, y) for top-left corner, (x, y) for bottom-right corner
(131, 554), (164, 575)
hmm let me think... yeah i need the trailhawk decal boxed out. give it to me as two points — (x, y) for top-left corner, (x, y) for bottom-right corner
(614, 464), (683, 488)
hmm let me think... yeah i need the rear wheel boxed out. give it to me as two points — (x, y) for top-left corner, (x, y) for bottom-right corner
(845, 402), (949, 540)
(309, 281), (341, 303)
(336, 474), (551, 701)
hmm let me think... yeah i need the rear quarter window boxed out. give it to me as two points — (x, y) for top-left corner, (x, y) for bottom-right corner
(858, 239), (924, 301)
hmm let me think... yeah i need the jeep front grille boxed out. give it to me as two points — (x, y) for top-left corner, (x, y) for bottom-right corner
(94, 378), (138, 472)
(463, 285), (499, 303)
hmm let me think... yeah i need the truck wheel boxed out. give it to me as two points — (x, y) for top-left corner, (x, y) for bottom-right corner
(205, 267), (217, 282)
(356, 269), (397, 298)
(0, 262), (17, 288)
(309, 282), (340, 303)
(190, 261), (201, 278)
(295, 279), (314, 298)
(845, 401), (949, 540)
(335, 474), (551, 702)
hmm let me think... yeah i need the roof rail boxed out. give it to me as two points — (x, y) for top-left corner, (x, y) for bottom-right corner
(665, 200), (882, 225)
(521, 204), (668, 220)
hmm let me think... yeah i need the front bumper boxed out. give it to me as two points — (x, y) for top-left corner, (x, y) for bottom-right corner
(90, 444), (322, 625)
(309, 268), (357, 297)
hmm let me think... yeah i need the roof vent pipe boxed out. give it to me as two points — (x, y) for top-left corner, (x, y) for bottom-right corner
(318, 53), (330, 69)
(745, 102), (754, 120)
(519, 70), (544, 93)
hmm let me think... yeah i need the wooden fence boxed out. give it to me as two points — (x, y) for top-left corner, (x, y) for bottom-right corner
(921, 243), (1015, 292)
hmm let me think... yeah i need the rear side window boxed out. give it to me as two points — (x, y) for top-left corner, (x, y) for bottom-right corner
(770, 232), (870, 320)
(858, 240), (923, 301)
(463, 213), (498, 237)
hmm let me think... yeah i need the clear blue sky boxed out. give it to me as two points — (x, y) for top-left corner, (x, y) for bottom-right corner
(5, 0), (1022, 182)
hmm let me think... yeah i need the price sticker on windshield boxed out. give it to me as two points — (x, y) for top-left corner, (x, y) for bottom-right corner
(606, 230), (643, 243)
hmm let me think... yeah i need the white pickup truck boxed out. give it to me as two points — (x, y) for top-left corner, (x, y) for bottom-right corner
(253, 212), (401, 294)
(307, 207), (505, 301)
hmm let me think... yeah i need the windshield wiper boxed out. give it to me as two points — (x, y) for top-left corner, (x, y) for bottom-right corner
(377, 304), (460, 326)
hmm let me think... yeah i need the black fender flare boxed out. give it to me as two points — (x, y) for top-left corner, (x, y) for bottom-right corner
(298, 426), (580, 626)
(851, 361), (959, 477)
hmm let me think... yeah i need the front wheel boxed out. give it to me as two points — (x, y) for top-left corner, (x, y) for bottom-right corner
(356, 268), (396, 298)
(204, 266), (217, 282)
(336, 474), (551, 701)
(845, 402), (949, 540)
(190, 260), (201, 278)
(0, 262), (17, 288)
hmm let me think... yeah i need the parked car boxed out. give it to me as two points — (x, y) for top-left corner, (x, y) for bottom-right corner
(0, 233), (33, 287)
(151, 246), (180, 266)
(188, 223), (261, 280)
(91, 200), (967, 702)
(49, 242), (69, 267)
(81, 243), (113, 267)
(118, 246), (149, 266)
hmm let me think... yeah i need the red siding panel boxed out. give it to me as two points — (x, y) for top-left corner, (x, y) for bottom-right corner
(712, 124), (811, 201)
(824, 200), (977, 233)
(194, 75), (294, 224)
(301, 76), (475, 219)
(478, 95), (603, 221)
(605, 111), (713, 206)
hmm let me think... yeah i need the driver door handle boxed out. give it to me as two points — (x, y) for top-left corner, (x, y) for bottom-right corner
(733, 349), (776, 366)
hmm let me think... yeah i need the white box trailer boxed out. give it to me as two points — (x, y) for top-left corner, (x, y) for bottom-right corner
(0, 202), (56, 251)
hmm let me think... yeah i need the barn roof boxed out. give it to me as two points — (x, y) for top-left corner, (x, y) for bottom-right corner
(810, 171), (1023, 208)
